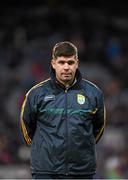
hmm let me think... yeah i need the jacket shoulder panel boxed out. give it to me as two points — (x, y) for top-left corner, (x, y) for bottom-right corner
(82, 78), (103, 96)
(26, 78), (51, 97)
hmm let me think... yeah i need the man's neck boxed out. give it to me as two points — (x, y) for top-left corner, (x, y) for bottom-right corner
(56, 78), (76, 88)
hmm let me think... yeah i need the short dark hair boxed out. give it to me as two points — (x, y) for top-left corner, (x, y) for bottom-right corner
(52, 41), (78, 59)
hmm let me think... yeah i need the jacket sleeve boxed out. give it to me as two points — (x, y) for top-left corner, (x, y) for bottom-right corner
(93, 90), (106, 144)
(20, 91), (37, 146)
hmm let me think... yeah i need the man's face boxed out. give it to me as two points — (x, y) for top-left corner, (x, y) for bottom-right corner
(51, 55), (79, 86)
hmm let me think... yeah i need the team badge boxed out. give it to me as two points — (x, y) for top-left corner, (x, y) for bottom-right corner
(77, 94), (85, 105)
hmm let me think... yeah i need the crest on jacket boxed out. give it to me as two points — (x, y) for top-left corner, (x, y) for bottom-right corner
(77, 94), (85, 105)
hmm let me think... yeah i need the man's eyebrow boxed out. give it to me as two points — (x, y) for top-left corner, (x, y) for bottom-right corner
(58, 60), (76, 63)
(58, 59), (76, 62)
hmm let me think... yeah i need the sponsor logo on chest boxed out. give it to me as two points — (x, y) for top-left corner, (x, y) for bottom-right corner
(44, 95), (55, 102)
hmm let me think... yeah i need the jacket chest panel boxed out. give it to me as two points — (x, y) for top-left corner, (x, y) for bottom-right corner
(36, 90), (95, 125)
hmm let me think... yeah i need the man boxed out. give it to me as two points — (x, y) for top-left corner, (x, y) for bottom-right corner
(20, 41), (106, 179)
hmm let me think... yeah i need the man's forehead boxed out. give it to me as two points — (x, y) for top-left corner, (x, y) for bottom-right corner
(56, 56), (77, 61)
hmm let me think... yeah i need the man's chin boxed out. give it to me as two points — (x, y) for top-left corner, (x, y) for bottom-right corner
(61, 78), (73, 85)
(62, 75), (72, 80)
(62, 78), (71, 82)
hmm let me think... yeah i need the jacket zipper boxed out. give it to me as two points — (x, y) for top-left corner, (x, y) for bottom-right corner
(65, 87), (69, 175)
(64, 82), (77, 175)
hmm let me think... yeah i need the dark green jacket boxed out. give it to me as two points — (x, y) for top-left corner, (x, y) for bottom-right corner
(20, 68), (106, 175)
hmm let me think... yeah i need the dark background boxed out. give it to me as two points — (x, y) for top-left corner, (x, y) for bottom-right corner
(0, 0), (128, 178)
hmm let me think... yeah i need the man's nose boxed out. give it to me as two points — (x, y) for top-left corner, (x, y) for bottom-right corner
(64, 63), (69, 69)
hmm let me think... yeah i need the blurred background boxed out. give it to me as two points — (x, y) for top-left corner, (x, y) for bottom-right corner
(0, 0), (128, 178)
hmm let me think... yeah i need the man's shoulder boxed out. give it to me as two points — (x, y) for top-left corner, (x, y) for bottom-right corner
(26, 78), (51, 96)
(81, 78), (103, 93)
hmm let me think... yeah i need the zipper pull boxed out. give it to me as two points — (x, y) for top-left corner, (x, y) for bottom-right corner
(65, 89), (68, 93)
(65, 85), (69, 93)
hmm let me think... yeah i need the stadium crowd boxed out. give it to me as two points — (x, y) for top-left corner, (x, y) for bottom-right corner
(0, 1), (128, 178)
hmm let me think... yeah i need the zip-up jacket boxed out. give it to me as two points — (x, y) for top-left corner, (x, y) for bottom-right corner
(20, 68), (106, 175)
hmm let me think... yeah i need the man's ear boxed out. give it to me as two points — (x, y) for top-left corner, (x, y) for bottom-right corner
(76, 59), (79, 68)
(51, 59), (55, 69)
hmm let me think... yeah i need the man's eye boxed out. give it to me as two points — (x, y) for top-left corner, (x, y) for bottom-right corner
(68, 61), (75, 65)
(59, 61), (65, 65)
(58, 61), (75, 65)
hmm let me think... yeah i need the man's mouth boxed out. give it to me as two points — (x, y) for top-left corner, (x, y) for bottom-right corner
(62, 73), (71, 76)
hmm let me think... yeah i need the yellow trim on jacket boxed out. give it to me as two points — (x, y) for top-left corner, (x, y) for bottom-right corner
(95, 105), (106, 143)
(20, 78), (50, 145)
